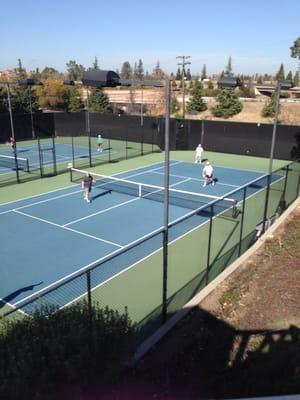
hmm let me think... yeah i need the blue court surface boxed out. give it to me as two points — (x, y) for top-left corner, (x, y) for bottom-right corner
(0, 160), (276, 313)
(0, 141), (110, 175)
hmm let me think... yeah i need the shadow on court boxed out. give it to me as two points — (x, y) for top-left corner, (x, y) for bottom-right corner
(0, 281), (43, 310)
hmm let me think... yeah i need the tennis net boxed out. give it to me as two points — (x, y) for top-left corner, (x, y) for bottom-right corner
(70, 167), (237, 213)
(0, 154), (30, 172)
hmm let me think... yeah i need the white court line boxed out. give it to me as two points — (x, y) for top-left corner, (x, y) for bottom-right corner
(119, 160), (182, 180)
(64, 197), (140, 226)
(9, 172), (284, 311)
(13, 210), (123, 248)
(64, 176), (192, 226)
(152, 170), (239, 188)
(0, 189), (83, 216)
(0, 160), (167, 208)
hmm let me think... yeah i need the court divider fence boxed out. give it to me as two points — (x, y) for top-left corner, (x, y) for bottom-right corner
(1, 161), (299, 353)
(1, 111), (300, 188)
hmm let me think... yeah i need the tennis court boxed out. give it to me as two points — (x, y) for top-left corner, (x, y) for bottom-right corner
(0, 159), (283, 319)
(0, 138), (111, 175)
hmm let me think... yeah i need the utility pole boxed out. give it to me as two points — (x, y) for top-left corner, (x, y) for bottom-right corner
(176, 55), (191, 118)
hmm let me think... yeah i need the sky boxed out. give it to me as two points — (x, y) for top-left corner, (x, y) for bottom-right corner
(1, 0), (299, 77)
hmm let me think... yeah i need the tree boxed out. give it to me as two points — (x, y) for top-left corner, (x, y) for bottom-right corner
(170, 96), (180, 114)
(14, 58), (26, 77)
(67, 86), (84, 112)
(93, 56), (100, 70)
(0, 87), (7, 113)
(89, 88), (109, 112)
(66, 60), (85, 81)
(41, 67), (62, 80)
(136, 59), (144, 80)
(120, 61), (132, 79)
(186, 68), (192, 81)
(225, 56), (233, 76)
(290, 37), (300, 75)
(186, 82), (207, 113)
(275, 64), (285, 82)
(176, 68), (181, 80)
(152, 61), (165, 80)
(293, 71), (300, 86)
(7, 85), (39, 113)
(286, 71), (293, 81)
(35, 79), (70, 111)
(261, 92), (276, 118)
(211, 88), (243, 118)
(201, 64), (207, 80)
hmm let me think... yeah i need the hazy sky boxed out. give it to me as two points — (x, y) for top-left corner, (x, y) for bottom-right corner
(1, 0), (299, 76)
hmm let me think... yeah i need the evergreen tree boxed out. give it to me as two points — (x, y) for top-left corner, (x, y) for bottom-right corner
(120, 61), (132, 79)
(152, 61), (164, 80)
(136, 59), (144, 80)
(176, 67), (181, 80)
(286, 71), (293, 81)
(290, 37), (300, 75)
(293, 71), (300, 86)
(225, 56), (233, 76)
(66, 60), (85, 81)
(10, 86), (39, 113)
(211, 88), (242, 118)
(14, 58), (26, 77)
(201, 64), (207, 80)
(275, 64), (285, 82)
(186, 68), (192, 80)
(186, 82), (207, 113)
(261, 92), (276, 118)
(89, 88), (109, 112)
(41, 67), (62, 80)
(93, 56), (100, 70)
(0, 87), (7, 113)
(68, 86), (84, 112)
(171, 96), (180, 114)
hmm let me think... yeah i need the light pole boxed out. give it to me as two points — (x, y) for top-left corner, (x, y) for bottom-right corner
(81, 69), (171, 323)
(176, 56), (191, 119)
(4, 82), (20, 183)
(262, 81), (293, 232)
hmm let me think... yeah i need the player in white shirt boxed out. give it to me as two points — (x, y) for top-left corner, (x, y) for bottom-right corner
(195, 144), (204, 164)
(202, 161), (215, 187)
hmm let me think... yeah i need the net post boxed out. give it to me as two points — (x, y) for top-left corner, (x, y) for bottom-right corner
(138, 184), (142, 198)
(52, 135), (57, 175)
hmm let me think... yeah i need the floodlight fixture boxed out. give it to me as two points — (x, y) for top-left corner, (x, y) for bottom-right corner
(19, 78), (43, 86)
(63, 80), (75, 86)
(218, 76), (243, 88)
(82, 69), (120, 88)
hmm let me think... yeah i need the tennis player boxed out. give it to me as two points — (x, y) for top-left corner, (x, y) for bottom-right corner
(97, 134), (104, 152)
(81, 172), (95, 203)
(202, 161), (215, 187)
(195, 144), (204, 164)
(8, 136), (16, 150)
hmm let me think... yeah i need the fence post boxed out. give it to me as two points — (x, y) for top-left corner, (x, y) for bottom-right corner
(206, 205), (214, 285)
(238, 187), (247, 257)
(262, 174), (272, 233)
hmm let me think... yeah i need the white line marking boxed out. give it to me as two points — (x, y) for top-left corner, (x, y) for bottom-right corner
(13, 210), (123, 248)
(64, 197), (140, 226)
(0, 160), (167, 209)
